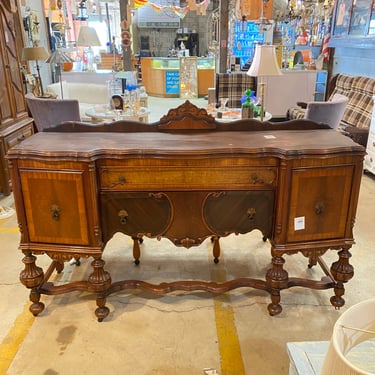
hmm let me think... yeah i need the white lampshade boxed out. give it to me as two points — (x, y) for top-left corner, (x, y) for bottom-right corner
(247, 44), (282, 77)
(320, 298), (375, 375)
(76, 26), (101, 47)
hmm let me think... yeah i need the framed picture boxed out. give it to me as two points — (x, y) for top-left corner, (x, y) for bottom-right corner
(349, 0), (372, 35)
(332, 0), (353, 36)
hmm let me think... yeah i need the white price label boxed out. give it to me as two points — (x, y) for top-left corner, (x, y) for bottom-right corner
(294, 216), (305, 231)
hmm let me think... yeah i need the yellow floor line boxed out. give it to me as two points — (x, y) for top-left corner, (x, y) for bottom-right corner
(0, 228), (19, 234)
(0, 303), (35, 375)
(214, 295), (246, 375)
(210, 248), (245, 375)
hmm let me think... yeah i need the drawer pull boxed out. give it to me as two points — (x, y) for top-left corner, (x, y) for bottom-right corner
(315, 202), (325, 215)
(247, 207), (256, 220)
(250, 173), (264, 184)
(17, 134), (26, 142)
(118, 209), (129, 225)
(51, 204), (60, 221)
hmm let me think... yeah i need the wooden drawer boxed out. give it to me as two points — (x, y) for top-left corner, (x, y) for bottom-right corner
(100, 192), (172, 243)
(203, 190), (275, 238)
(5, 124), (33, 150)
(99, 165), (277, 191)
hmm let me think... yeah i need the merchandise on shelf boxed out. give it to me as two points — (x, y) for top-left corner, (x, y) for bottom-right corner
(232, 21), (264, 68)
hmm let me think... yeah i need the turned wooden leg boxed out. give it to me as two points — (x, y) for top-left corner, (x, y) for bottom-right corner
(20, 253), (45, 316)
(308, 254), (318, 268)
(330, 248), (354, 309)
(132, 236), (141, 265)
(95, 294), (110, 322)
(88, 258), (112, 322)
(266, 255), (288, 316)
(55, 261), (64, 273)
(29, 288), (45, 316)
(212, 236), (220, 264)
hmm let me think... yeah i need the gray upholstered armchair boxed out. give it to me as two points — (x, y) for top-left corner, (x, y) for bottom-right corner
(303, 94), (348, 130)
(25, 93), (81, 132)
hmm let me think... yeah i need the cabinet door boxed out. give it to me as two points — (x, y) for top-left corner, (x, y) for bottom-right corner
(286, 166), (354, 242)
(20, 169), (91, 245)
(0, 3), (27, 126)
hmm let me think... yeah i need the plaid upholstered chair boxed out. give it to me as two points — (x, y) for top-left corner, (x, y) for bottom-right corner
(287, 73), (375, 146)
(215, 73), (257, 108)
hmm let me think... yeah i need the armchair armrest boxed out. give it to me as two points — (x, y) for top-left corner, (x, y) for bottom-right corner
(296, 101), (307, 109)
(342, 126), (369, 147)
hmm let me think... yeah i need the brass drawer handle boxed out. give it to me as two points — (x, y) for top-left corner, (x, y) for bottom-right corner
(51, 204), (60, 221)
(251, 173), (259, 183)
(247, 207), (256, 221)
(118, 209), (128, 225)
(107, 175), (126, 188)
(250, 173), (265, 184)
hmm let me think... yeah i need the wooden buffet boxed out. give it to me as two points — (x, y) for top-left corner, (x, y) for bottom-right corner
(7, 102), (365, 322)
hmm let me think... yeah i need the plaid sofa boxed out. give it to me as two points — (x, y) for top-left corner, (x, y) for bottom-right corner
(215, 73), (257, 108)
(287, 73), (375, 146)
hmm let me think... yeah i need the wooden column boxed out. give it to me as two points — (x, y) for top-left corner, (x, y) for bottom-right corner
(120, 0), (133, 71)
(218, 0), (229, 73)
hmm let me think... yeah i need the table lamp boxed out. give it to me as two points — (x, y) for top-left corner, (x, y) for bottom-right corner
(76, 26), (101, 71)
(46, 49), (74, 99)
(320, 298), (375, 375)
(22, 46), (49, 97)
(247, 44), (282, 121)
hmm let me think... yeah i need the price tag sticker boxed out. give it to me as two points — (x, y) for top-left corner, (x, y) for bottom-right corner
(294, 216), (305, 231)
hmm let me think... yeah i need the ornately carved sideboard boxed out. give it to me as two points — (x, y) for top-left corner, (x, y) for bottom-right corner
(7, 102), (365, 321)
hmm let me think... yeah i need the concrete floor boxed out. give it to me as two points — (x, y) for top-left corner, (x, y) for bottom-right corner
(0, 97), (374, 375)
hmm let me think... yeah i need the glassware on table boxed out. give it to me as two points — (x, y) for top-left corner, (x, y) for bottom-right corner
(125, 71), (138, 92)
(220, 97), (229, 111)
(114, 109), (122, 121)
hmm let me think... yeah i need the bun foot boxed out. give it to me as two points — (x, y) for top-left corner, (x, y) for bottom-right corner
(267, 302), (282, 316)
(330, 295), (345, 309)
(30, 301), (45, 316)
(95, 306), (110, 322)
